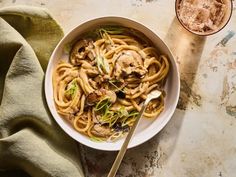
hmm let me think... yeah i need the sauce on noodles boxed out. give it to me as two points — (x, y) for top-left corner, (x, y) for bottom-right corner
(52, 26), (169, 142)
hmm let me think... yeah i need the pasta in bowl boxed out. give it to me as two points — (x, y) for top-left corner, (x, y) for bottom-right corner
(45, 17), (180, 151)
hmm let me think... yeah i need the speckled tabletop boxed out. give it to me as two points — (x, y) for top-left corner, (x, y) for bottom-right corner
(1, 0), (236, 177)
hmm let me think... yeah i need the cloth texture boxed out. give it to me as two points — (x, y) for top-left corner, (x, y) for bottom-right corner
(0, 5), (84, 177)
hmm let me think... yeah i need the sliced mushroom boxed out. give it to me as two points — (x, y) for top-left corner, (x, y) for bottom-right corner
(70, 39), (95, 65)
(105, 90), (117, 103)
(86, 90), (102, 106)
(91, 124), (113, 137)
(114, 50), (147, 78)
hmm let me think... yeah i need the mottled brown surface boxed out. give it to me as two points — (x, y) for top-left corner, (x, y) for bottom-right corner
(1, 0), (236, 176)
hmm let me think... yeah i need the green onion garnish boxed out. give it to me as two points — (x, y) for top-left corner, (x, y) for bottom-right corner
(65, 79), (78, 98)
(96, 55), (110, 74)
(95, 97), (111, 112)
(90, 136), (103, 142)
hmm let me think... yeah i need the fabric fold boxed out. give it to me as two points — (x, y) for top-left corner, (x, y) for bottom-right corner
(0, 5), (64, 71)
(0, 6), (84, 177)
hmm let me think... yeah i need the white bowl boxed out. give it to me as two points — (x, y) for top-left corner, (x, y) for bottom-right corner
(45, 17), (180, 151)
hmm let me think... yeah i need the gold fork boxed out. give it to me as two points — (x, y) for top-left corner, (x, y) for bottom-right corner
(107, 90), (162, 177)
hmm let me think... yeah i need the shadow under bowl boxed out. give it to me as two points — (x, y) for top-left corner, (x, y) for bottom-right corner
(45, 16), (180, 151)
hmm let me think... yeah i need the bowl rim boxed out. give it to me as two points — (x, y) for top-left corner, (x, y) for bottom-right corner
(175, 0), (233, 36)
(45, 16), (180, 151)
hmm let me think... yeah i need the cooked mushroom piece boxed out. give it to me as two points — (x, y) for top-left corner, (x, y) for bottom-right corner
(91, 124), (113, 137)
(86, 92), (101, 106)
(114, 50), (147, 78)
(70, 39), (95, 64)
(86, 89), (117, 106)
(105, 90), (117, 103)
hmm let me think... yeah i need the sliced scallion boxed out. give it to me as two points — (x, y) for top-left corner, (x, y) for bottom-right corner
(65, 79), (78, 98)
(95, 97), (111, 112)
(96, 55), (110, 74)
(90, 136), (103, 142)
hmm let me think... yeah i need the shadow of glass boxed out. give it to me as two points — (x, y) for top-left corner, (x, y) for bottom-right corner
(80, 17), (207, 177)
(120, 17), (207, 173)
(164, 17), (206, 110)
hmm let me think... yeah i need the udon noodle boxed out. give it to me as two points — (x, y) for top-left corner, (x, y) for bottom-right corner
(52, 26), (169, 141)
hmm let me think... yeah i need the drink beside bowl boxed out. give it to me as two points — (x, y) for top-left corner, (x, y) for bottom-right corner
(175, 0), (233, 36)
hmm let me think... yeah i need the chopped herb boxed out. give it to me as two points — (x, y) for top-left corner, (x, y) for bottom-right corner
(108, 80), (126, 97)
(109, 114), (120, 127)
(65, 79), (78, 98)
(84, 26), (124, 40)
(95, 97), (111, 112)
(98, 28), (114, 45)
(90, 136), (103, 142)
(109, 80), (121, 90)
(99, 27), (124, 35)
(99, 106), (138, 128)
(128, 110), (139, 117)
(118, 106), (129, 117)
(96, 55), (110, 74)
(121, 110), (139, 127)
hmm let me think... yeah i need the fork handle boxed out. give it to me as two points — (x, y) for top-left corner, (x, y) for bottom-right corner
(107, 104), (147, 177)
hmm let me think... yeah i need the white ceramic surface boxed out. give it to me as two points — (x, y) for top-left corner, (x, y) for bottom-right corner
(45, 17), (180, 151)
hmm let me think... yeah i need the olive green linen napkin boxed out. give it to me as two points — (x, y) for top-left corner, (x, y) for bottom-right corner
(0, 6), (84, 177)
